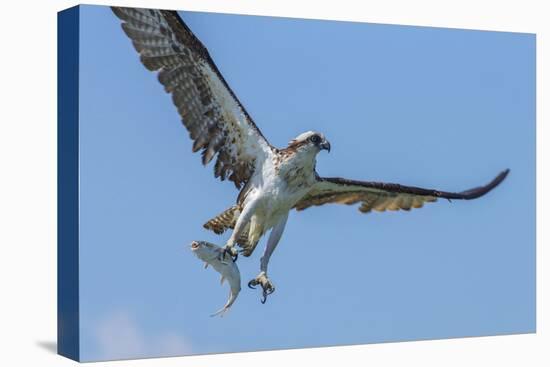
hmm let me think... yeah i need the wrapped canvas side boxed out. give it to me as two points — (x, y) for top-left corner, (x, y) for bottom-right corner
(57, 5), (80, 362)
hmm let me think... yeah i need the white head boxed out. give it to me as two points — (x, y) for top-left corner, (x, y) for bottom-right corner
(287, 131), (331, 154)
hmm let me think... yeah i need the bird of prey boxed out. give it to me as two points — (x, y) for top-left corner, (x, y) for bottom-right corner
(111, 7), (509, 303)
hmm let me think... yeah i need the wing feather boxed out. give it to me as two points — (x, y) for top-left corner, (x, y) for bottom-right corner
(112, 6), (273, 188)
(295, 170), (509, 213)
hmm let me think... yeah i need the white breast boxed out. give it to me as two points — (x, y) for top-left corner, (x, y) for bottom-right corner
(240, 149), (317, 235)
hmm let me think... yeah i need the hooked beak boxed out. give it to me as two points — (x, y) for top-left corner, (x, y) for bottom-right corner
(320, 140), (331, 153)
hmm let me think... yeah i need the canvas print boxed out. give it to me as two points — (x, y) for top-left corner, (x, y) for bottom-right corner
(57, 4), (535, 362)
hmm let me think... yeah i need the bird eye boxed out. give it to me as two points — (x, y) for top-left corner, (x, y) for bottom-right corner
(310, 135), (321, 144)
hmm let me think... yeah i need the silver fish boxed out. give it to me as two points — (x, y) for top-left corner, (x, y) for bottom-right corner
(190, 240), (241, 317)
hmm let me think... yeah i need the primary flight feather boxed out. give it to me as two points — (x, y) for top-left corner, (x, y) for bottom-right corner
(112, 6), (509, 303)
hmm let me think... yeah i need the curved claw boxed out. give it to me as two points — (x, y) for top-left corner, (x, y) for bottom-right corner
(260, 285), (275, 304)
(221, 247), (238, 263)
(248, 274), (276, 303)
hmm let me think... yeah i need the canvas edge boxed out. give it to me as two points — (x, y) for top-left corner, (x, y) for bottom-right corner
(57, 4), (80, 362)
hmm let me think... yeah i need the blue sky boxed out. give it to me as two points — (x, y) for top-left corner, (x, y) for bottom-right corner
(77, 5), (535, 362)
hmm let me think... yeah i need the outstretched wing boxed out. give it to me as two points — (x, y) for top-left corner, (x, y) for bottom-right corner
(112, 7), (273, 188)
(294, 169), (509, 213)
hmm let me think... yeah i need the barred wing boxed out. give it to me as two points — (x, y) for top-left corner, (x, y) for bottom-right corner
(112, 7), (273, 188)
(295, 170), (509, 213)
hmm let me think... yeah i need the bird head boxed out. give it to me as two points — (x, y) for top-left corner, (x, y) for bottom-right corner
(287, 131), (331, 154)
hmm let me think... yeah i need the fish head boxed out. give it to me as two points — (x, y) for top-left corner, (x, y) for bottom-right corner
(190, 240), (220, 261)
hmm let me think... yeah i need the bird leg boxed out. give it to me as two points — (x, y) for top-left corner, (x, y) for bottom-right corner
(248, 272), (275, 304)
(248, 213), (288, 303)
(220, 199), (259, 263)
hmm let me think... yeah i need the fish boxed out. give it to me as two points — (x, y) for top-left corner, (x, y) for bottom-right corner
(190, 240), (241, 317)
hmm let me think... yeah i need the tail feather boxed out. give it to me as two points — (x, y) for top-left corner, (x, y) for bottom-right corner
(203, 206), (240, 234)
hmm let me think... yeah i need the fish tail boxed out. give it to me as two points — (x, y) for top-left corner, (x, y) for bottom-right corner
(210, 289), (239, 317)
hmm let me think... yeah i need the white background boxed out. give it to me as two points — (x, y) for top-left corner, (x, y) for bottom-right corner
(0, 0), (546, 366)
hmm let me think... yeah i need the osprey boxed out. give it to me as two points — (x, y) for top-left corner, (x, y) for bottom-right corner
(112, 7), (509, 302)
